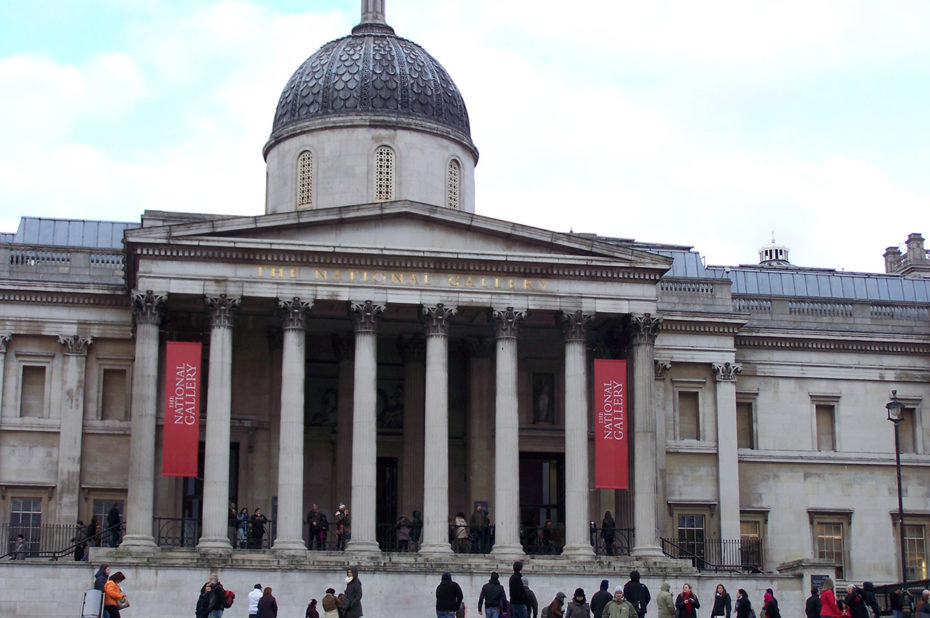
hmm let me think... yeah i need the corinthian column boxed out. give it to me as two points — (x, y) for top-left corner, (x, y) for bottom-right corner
(122, 290), (165, 552)
(713, 361), (742, 540)
(198, 294), (240, 554)
(560, 310), (595, 559)
(56, 334), (93, 525)
(273, 297), (312, 555)
(630, 312), (663, 556)
(419, 303), (456, 555)
(490, 307), (526, 559)
(347, 300), (384, 553)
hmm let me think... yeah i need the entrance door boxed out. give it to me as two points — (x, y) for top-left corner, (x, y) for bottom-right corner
(519, 453), (565, 553)
(376, 456), (399, 550)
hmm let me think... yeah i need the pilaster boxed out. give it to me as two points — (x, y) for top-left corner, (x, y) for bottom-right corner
(713, 361), (742, 540)
(56, 334), (92, 525)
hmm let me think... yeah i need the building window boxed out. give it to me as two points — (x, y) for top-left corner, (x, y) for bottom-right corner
(904, 524), (927, 581)
(813, 519), (847, 579)
(93, 499), (124, 525)
(447, 159), (461, 209)
(100, 368), (128, 421)
(677, 514), (705, 559)
(374, 146), (395, 201)
(20, 365), (46, 417)
(297, 150), (313, 209)
(676, 391), (700, 440)
(815, 404), (836, 451)
(9, 496), (42, 555)
(736, 400), (755, 449)
(740, 518), (765, 569)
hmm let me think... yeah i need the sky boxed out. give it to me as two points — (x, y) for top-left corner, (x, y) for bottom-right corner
(1, 0), (928, 273)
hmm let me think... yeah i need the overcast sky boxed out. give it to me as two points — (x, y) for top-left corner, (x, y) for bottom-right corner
(1, 1), (928, 273)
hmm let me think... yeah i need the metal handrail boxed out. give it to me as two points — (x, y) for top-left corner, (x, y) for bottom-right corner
(660, 537), (762, 573)
(1, 522), (123, 561)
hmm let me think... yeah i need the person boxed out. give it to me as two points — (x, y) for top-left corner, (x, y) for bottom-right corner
(87, 515), (100, 547)
(604, 586), (637, 618)
(197, 583), (216, 618)
(319, 513), (330, 549)
(454, 512), (470, 553)
(623, 571), (651, 618)
(820, 579), (842, 618)
(201, 574), (227, 618)
(322, 587), (340, 618)
(237, 507), (250, 549)
(397, 515), (412, 552)
(308, 503), (323, 550)
(592, 581), (612, 618)
(258, 587), (278, 618)
(566, 588), (591, 618)
(470, 505), (490, 553)
(478, 571), (507, 618)
(335, 505), (350, 551)
(656, 583), (674, 618)
(13, 533), (26, 559)
(106, 503), (122, 547)
(710, 585), (731, 618)
(437, 572), (465, 618)
(675, 584), (700, 618)
(250, 508), (268, 549)
(917, 591), (930, 618)
(73, 520), (88, 561)
(524, 578), (539, 618)
(601, 511), (616, 555)
(104, 571), (127, 618)
(411, 510), (423, 551)
(94, 564), (110, 591)
(510, 560), (529, 618)
(735, 590), (752, 618)
(862, 583), (881, 618)
(343, 566), (363, 618)
(248, 583), (263, 618)
(307, 598), (321, 618)
(806, 587), (821, 618)
(541, 519), (555, 554)
(548, 592), (567, 618)
(762, 590), (780, 618)
(846, 586), (868, 618)
(228, 501), (238, 546)
(890, 588), (905, 618)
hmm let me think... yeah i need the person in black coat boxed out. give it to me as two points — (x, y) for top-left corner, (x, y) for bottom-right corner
(437, 572), (464, 616)
(478, 572), (508, 617)
(676, 584), (701, 618)
(710, 585), (732, 618)
(196, 584), (216, 618)
(806, 587), (821, 618)
(343, 566), (363, 618)
(624, 571), (652, 618)
(94, 564), (110, 592)
(846, 586), (869, 618)
(735, 590), (752, 618)
(592, 580), (613, 618)
(510, 561), (528, 618)
(862, 583), (881, 618)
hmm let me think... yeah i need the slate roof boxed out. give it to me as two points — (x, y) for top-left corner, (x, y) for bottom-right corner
(5, 217), (139, 250)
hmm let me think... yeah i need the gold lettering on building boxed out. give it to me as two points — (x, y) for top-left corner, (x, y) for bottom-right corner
(255, 266), (547, 292)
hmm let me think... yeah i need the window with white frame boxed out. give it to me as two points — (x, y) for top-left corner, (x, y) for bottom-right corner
(9, 496), (42, 555)
(677, 513), (705, 558)
(20, 365), (46, 418)
(297, 150), (313, 209)
(740, 513), (767, 569)
(904, 523), (927, 581)
(374, 146), (395, 201)
(811, 514), (849, 579)
(447, 159), (461, 209)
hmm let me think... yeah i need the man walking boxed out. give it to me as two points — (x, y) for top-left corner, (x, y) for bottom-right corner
(624, 571), (651, 618)
(437, 572), (464, 618)
(510, 561), (529, 618)
(592, 580), (613, 618)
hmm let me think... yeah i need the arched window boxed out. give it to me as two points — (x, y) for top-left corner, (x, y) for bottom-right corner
(447, 159), (461, 209)
(297, 151), (313, 209)
(374, 146), (395, 202)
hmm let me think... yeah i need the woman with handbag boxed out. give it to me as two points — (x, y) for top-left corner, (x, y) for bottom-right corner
(104, 571), (129, 617)
(676, 584), (700, 618)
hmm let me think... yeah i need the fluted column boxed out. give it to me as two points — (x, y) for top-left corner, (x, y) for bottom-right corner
(419, 303), (456, 555)
(560, 310), (595, 558)
(630, 313), (663, 556)
(713, 361), (742, 540)
(273, 297), (312, 554)
(198, 294), (240, 553)
(347, 300), (384, 552)
(56, 335), (93, 525)
(491, 307), (526, 558)
(122, 290), (165, 552)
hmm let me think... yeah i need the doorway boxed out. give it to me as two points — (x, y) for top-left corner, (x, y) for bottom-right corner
(376, 456), (399, 550)
(519, 452), (565, 553)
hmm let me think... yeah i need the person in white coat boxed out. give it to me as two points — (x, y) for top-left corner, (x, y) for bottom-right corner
(248, 583), (262, 618)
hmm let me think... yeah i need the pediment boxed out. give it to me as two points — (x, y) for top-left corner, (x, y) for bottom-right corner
(125, 201), (671, 273)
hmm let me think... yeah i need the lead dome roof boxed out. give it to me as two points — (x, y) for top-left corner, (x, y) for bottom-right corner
(270, 20), (472, 145)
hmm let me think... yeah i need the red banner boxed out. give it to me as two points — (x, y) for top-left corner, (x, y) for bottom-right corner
(594, 359), (628, 489)
(162, 341), (202, 477)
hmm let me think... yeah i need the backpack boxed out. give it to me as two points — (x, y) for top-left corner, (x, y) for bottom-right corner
(224, 589), (235, 608)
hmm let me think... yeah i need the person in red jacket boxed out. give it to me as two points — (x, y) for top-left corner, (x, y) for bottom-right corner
(819, 578), (843, 618)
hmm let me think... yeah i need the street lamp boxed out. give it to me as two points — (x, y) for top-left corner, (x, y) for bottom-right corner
(886, 390), (908, 603)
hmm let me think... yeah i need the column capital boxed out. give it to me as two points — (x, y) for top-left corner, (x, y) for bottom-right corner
(332, 333), (355, 361)
(277, 297), (313, 330)
(629, 312), (661, 345)
(654, 359), (672, 379)
(423, 303), (456, 336)
(559, 310), (593, 342)
(205, 294), (240, 329)
(349, 300), (384, 333)
(0, 333), (11, 354)
(397, 335), (425, 363)
(491, 307), (526, 339)
(58, 335), (93, 356)
(131, 290), (166, 326)
(713, 362), (742, 382)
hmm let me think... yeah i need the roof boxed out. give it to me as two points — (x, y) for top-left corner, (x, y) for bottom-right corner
(6, 217), (139, 249)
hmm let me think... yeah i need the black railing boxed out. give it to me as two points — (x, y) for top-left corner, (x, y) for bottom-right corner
(521, 524), (563, 555)
(591, 526), (634, 556)
(868, 579), (930, 614)
(660, 537), (762, 572)
(1, 522), (123, 560)
(153, 517), (275, 549)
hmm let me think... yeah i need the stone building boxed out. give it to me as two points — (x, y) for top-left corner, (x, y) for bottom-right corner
(0, 2), (928, 615)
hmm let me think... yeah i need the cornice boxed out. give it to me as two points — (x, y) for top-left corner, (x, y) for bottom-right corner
(660, 320), (743, 335)
(736, 333), (930, 354)
(0, 289), (129, 308)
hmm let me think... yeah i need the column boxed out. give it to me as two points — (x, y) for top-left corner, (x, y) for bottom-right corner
(491, 306), (525, 558)
(122, 290), (165, 552)
(398, 336), (425, 521)
(713, 361), (742, 540)
(273, 297), (312, 554)
(56, 334), (93, 525)
(197, 293), (240, 553)
(347, 300), (384, 552)
(630, 312), (663, 556)
(419, 303), (456, 555)
(560, 310), (595, 558)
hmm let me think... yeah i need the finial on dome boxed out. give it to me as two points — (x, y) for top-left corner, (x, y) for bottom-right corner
(360, 0), (386, 24)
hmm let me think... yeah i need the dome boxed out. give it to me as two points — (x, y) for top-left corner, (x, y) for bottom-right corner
(269, 19), (473, 151)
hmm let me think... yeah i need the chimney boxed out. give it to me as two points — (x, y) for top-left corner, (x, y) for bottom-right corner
(883, 246), (902, 273)
(906, 233), (925, 263)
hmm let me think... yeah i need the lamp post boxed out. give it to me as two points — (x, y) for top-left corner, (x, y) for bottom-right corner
(886, 390), (908, 602)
